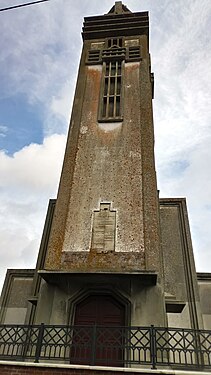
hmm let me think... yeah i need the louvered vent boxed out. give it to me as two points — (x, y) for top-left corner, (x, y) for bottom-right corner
(87, 50), (101, 64)
(102, 47), (126, 61)
(128, 46), (141, 60)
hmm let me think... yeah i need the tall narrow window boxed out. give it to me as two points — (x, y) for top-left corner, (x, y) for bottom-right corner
(100, 61), (123, 122)
(98, 37), (125, 122)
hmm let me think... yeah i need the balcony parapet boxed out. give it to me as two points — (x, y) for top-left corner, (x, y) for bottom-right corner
(0, 324), (210, 371)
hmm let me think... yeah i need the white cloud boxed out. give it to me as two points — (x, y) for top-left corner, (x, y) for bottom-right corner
(0, 134), (65, 288)
(0, 134), (65, 191)
(44, 79), (75, 136)
(0, 125), (7, 138)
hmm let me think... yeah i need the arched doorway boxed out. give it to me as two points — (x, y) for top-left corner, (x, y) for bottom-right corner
(71, 294), (125, 366)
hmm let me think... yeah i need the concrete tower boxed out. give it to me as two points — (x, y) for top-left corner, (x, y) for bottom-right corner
(32, 1), (166, 328)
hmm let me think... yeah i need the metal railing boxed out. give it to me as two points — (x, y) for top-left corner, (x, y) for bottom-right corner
(0, 324), (211, 369)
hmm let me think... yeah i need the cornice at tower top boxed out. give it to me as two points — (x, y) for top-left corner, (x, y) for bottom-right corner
(82, 4), (149, 42)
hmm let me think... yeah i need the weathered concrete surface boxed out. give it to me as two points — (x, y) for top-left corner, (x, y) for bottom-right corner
(45, 36), (161, 275)
(159, 198), (203, 330)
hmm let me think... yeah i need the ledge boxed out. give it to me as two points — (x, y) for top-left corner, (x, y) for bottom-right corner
(28, 296), (38, 305)
(197, 272), (211, 281)
(0, 361), (210, 375)
(38, 270), (157, 285)
(165, 301), (186, 313)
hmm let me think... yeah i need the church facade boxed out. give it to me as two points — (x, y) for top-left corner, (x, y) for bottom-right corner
(0, 1), (211, 369)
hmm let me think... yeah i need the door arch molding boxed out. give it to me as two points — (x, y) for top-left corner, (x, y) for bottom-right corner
(68, 287), (131, 326)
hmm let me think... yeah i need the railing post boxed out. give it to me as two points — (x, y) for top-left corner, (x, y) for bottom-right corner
(34, 323), (45, 363)
(21, 324), (32, 360)
(91, 324), (97, 366)
(150, 325), (157, 369)
(194, 329), (204, 368)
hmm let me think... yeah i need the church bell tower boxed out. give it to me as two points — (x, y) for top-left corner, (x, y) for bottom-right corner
(34, 1), (166, 329)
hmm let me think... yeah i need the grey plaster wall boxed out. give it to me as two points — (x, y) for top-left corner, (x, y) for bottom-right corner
(160, 203), (187, 302)
(167, 305), (191, 329)
(0, 270), (34, 324)
(197, 274), (211, 329)
(159, 199), (203, 330)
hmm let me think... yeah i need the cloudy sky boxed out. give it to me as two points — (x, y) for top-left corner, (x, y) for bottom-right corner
(0, 0), (211, 292)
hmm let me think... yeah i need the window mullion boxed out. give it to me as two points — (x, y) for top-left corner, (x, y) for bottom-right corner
(114, 61), (118, 118)
(106, 62), (111, 118)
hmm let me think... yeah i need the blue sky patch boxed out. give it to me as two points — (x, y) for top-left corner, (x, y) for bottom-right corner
(172, 160), (189, 174)
(163, 159), (189, 178)
(0, 94), (43, 155)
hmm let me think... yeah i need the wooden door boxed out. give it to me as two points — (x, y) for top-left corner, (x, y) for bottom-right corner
(71, 294), (125, 366)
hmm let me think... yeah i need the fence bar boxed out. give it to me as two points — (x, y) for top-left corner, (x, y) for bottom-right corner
(91, 324), (97, 366)
(150, 325), (156, 369)
(34, 323), (45, 363)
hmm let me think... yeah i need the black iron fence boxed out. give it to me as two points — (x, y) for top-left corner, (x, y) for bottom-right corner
(0, 324), (211, 369)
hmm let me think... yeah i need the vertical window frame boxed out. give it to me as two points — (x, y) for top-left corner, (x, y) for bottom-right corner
(98, 60), (124, 122)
